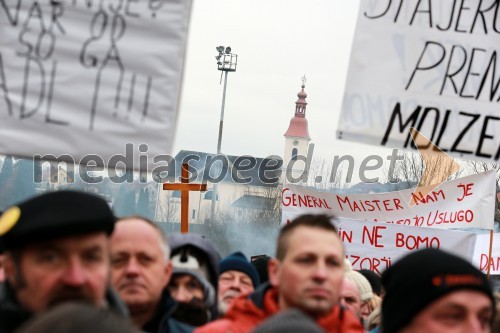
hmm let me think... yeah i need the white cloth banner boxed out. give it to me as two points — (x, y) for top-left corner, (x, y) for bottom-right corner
(473, 233), (500, 275)
(0, 1), (192, 171)
(334, 218), (477, 274)
(282, 170), (495, 230)
(337, 0), (500, 163)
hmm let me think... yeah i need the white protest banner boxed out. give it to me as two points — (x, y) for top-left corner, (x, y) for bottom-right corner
(337, 0), (500, 163)
(0, 1), (192, 171)
(282, 170), (495, 230)
(334, 218), (477, 274)
(473, 233), (500, 275)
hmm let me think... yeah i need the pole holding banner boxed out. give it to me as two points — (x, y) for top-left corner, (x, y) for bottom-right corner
(488, 230), (494, 279)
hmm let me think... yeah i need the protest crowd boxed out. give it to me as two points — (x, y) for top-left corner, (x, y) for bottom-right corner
(0, 190), (497, 333)
(2, 0), (500, 331)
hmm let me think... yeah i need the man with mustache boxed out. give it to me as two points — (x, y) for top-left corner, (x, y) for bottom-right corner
(166, 234), (220, 327)
(0, 191), (128, 333)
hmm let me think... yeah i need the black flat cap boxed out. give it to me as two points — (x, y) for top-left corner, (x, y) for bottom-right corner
(0, 190), (115, 253)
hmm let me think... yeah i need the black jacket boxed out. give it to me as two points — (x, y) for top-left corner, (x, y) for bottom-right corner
(0, 282), (128, 333)
(143, 290), (194, 333)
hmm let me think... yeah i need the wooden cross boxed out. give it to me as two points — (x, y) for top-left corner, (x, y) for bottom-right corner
(163, 163), (207, 233)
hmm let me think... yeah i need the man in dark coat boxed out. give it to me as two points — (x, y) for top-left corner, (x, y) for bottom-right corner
(167, 234), (220, 327)
(110, 216), (193, 333)
(0, 191), (128, 333)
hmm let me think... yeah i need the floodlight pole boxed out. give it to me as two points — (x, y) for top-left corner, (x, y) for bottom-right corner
(217, 70), (229, 155)
(211, 46), (237, 224)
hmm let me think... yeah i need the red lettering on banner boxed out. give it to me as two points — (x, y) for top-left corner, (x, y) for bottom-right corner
(395, 218), (411, 225)
(347, 254), (391, 274)
(411, 190), (446, 205)
(336, 196), (404, 212)
(299, 195), (307, 207)
(457, 183), (474, 202)
(426, 209), (474, 225)
(479, 254), (500, 272)
(351, 201), (361, 212)
(395, 233), (440, 250)
(394, 198), (403, 210)
(281, 188), (332, 209)
(338, 228), (353, 243)
(361, 226), (386, 248)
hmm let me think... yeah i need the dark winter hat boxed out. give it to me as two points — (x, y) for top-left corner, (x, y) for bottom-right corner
(220, 252), (260, 288)
(252, 309), (325, 333)
(251, 255), (271, 285)
(358, 269), (382, 296)
(0, 190), (115, 253)
(381, 248), (494, 333)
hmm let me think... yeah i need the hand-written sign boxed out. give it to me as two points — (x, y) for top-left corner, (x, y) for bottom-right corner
(338, 0), (500, 162)
(282, 170), (495, 230)
(0, 0), (192, 170)
(473, 233), (500, 275)
(334, 218), (477, 274)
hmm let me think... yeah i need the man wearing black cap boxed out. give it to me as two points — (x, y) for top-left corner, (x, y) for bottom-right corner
(381, 248), (495, 333)
(0, 191), (128, 333)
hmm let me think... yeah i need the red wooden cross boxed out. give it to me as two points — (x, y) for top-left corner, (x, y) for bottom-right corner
(163, 163), (207, 233)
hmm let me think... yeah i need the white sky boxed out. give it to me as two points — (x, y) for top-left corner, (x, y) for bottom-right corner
(173, 0), (396, 176)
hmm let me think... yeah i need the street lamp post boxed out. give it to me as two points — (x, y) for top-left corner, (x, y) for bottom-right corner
(210, 46), (237, 223)
(215, 46), (237, 154)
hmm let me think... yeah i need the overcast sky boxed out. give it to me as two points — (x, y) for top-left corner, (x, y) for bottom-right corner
(172, 0), (395, 176)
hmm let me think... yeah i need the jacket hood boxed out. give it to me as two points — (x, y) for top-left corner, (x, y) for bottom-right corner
(167, 233), (220, 320)
(168, 234), (220, 288)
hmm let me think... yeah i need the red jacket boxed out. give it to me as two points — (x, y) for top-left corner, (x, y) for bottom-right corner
(195, 284), (364, 333)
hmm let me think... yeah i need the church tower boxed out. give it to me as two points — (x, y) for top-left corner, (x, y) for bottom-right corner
(283, 77), (311, 182)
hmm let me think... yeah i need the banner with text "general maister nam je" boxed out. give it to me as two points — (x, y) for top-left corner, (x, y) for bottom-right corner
(282, 170), (495, 230)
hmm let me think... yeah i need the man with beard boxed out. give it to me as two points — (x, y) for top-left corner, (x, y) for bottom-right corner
(217, 252), (259, 316)
(110, 216), (193, 333)
(0, 191), (128, 333)
(167, 234), (220, 327)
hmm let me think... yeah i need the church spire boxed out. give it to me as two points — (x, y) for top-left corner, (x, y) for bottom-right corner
(295, 75), (307, 117)
(284, 76), (310, 139)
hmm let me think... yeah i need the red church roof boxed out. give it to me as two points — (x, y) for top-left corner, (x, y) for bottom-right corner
(284, 117), (310, 139)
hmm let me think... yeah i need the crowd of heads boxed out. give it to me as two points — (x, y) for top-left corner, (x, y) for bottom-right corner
(0, 190), (497, 333)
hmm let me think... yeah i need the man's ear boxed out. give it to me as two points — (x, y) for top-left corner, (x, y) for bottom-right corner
(3, 254), (17, 286)
(267, 258), (280, 288)
(164, 260), (173, 287)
